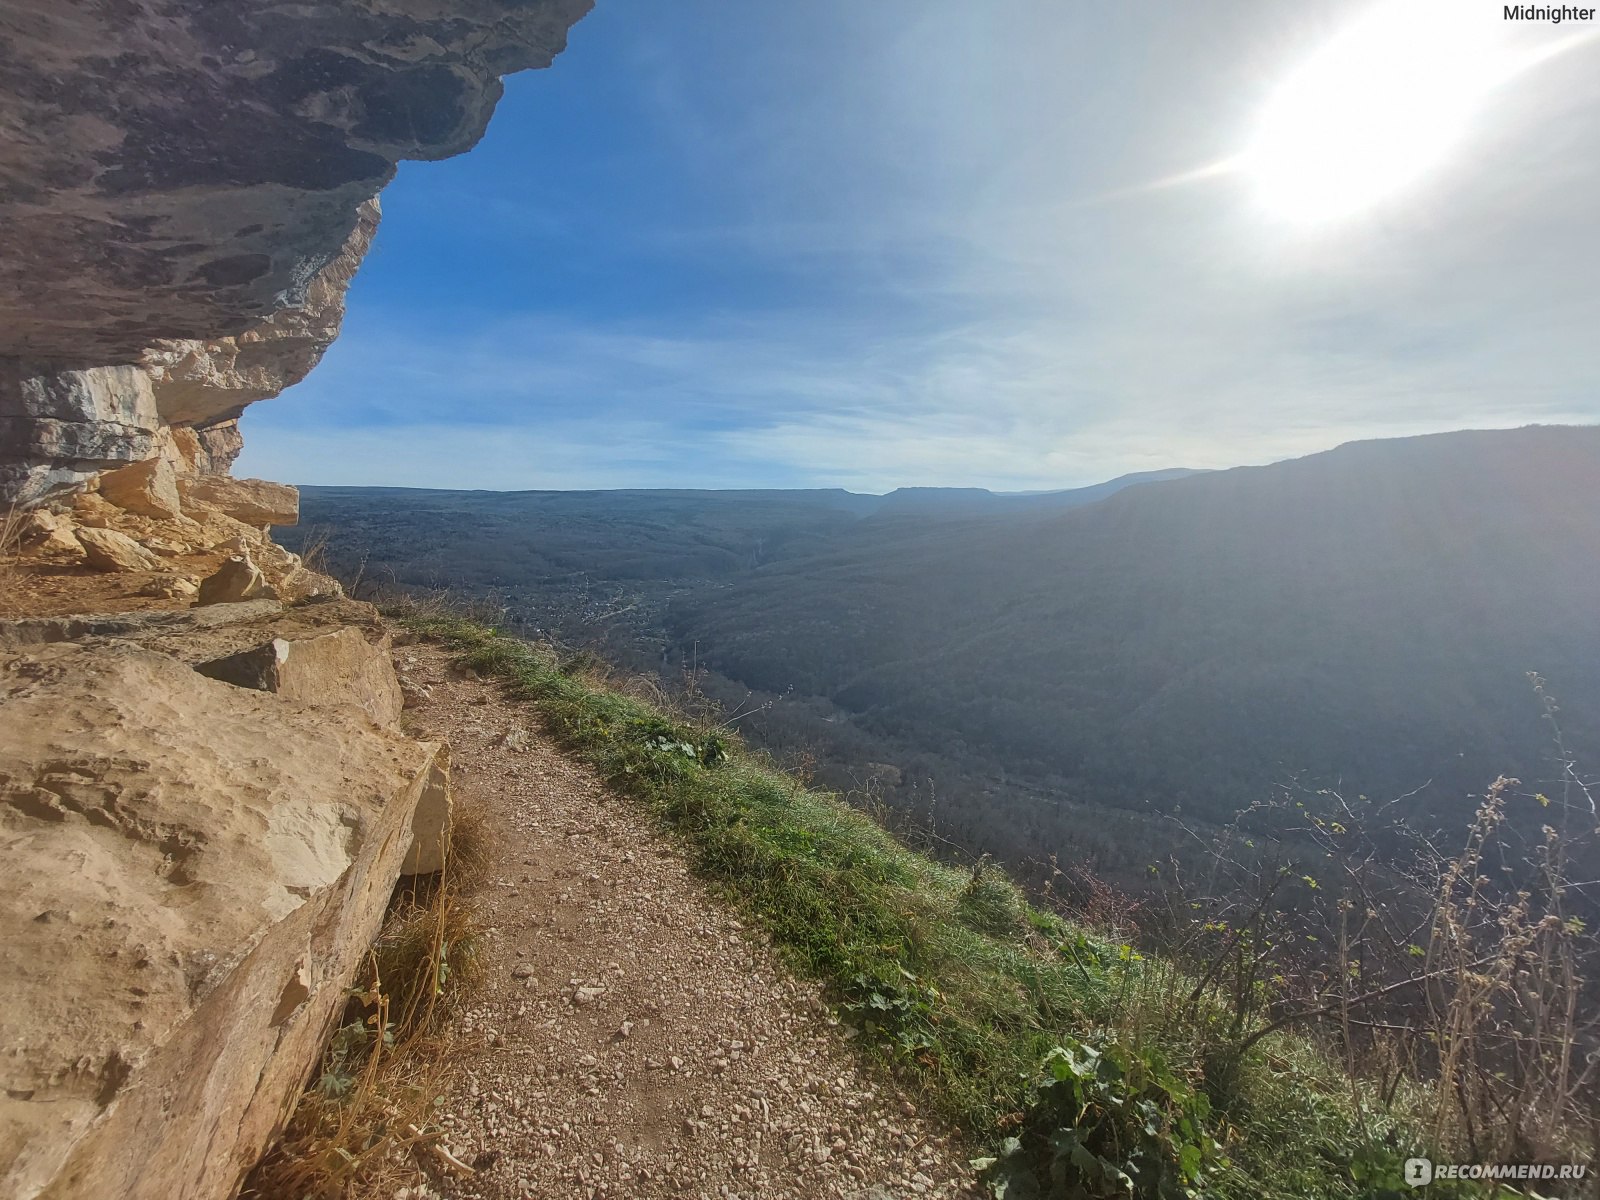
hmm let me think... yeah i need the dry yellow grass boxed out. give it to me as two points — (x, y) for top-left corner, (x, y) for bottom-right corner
(242, 809), (486, 1199)
(0, 505), (29, 617)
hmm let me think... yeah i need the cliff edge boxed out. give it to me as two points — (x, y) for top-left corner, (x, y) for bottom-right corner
(0, 5), (590, 1197)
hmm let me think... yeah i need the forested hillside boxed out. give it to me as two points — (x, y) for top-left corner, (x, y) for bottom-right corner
(676, 427), (1600, 826)
(293, 426), (1600, 885)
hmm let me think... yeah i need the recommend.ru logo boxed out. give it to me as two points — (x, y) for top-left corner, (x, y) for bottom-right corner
(1405, 1157), (1589, 1187)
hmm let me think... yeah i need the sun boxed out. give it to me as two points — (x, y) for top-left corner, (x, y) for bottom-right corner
(1241, 1), (1515, 224)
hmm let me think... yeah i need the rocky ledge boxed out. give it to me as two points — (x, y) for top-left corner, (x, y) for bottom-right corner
(0, 3), (596, 1195)
(0, 0), (593, 502)
(0, 631), (449, 1200)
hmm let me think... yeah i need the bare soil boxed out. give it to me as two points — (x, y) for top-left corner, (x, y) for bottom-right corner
(396, 642), (977, 1200)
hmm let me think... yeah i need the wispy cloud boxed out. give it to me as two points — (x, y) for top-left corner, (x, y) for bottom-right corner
(240, 0), (1600, 491)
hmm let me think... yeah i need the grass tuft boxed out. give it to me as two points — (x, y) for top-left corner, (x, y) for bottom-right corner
(0, 504), (31, 616)
(393, 609), (1553, 1199)
(243, 802), (486, 1200)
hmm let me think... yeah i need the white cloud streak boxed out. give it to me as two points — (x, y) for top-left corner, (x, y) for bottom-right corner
(242, 0), (1600, 491)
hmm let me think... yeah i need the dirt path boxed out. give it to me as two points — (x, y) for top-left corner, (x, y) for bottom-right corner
(397, 643), (976, 1200)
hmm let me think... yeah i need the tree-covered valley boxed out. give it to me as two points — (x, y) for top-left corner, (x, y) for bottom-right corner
(289, 425), (1600, 888)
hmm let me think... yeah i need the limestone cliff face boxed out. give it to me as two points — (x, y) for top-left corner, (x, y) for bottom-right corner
(0, 0), (593, 502)
(0, 6), (591, 1195)
(0, 204), (375, 499)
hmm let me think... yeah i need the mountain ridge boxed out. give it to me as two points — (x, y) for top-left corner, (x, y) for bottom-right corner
(288, 423), (1600, 883)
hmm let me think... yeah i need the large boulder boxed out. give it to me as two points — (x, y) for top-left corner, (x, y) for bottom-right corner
(247, 538), (344, 604)
(96, 457), (183, 520)
(0, 641), (450, 1200)
(178, 476), (299, 528)
(196, 626), (404, 729)
(196, 553), (277, 606)
(15, 511), (84, 561)
(75, 527), (162, 574)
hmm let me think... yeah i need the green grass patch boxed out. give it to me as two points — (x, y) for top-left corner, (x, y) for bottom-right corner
(400, 612), (1530, 1199)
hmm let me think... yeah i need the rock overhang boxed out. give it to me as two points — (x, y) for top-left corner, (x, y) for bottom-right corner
(0, 0), (594, 361)
(0, 0), (594, 503)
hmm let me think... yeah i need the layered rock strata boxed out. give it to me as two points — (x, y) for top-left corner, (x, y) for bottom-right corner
(0, 0), (593, 503)
(0, 204), (377, 502)
(0, 636), (448, 1200)
(0, 5), (593, 1196)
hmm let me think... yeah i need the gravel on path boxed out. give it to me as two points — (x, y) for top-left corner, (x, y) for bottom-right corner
(396, 643), (978, 1200)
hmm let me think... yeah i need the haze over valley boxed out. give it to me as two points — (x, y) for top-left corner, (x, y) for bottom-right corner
(290, 424), (1600, 886)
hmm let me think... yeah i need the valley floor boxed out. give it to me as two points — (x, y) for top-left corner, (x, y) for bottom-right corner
(397, 643), (976, 1199)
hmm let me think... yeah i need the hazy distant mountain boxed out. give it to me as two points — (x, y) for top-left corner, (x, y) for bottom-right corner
(292, 427), (1600, 879)
(669, 427), (1600, 842)
(860, 469), (1205, 516)
(293, 468), (1204, 583)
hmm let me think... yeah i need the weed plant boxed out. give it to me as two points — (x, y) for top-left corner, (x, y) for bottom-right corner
(393, 610), (1598, 1198)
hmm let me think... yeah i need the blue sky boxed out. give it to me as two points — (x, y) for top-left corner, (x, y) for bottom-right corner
(238, 0), (1600, 492)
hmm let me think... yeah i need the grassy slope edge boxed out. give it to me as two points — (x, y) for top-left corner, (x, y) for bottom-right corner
(404, 611), (1530, 1200)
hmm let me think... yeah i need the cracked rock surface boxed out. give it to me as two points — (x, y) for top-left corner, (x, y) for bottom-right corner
(0, 633), (446, 1200)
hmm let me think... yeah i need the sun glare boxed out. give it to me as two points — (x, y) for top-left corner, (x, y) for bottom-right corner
(1243, 1), (1514, 224)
